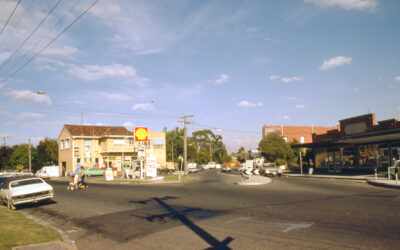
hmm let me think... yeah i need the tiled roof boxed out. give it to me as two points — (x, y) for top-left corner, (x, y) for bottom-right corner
(64, 124), (133, 137)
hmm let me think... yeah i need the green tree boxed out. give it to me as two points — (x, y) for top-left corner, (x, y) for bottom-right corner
(9, 144), (37, 169)
(0, 145), (14, 170)
(35, 137), (58, 171)
(192, 129), (228, 164)
(236, 146), (249, 163)
(258, 133), (293, 164)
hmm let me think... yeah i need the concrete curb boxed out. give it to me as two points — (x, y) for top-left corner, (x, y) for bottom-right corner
(285, 174), (369, 181)
(12, 241), (76, 250)
(367, 180), (400, 189)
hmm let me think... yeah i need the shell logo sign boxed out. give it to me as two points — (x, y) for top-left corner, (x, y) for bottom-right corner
(135, 127), (148, 142)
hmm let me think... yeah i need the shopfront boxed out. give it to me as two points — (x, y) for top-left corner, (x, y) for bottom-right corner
(299, 114), (400, 173)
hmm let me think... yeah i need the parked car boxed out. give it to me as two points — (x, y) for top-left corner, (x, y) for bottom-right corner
(35, 170), (50, 179)
(222, 164), (232, 172)
(207, 162), (216, 169)
(85, 168), (105, 176)
(0, 176), (54, 210)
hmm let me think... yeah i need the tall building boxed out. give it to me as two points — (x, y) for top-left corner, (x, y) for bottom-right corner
(262, 125), (333, 144)
(58, 124), (166, 175)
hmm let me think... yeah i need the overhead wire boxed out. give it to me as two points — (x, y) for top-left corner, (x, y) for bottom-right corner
(0, 0), (100, 89)
(0, 0), (22, 37)
(0, 0), (63, 73)
(0, 0), (34, 49)
(3, 0), (83, 76)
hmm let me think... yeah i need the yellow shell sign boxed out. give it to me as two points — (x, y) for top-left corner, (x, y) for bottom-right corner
(135, 127), (148, 141)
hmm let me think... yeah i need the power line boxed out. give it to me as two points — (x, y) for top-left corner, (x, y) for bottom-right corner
(3, 0), (82, 76)
(0, 0), (99, 89)
(0, 0), (63, 73)
(0, 0), (22, 37)
(0, 0), (34, 49)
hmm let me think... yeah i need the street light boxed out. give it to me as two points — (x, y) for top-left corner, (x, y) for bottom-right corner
(0, 90), (47, 110)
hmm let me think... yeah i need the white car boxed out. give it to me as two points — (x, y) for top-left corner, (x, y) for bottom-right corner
(35, 170), (50, 179)
(0, 177), (54, 210)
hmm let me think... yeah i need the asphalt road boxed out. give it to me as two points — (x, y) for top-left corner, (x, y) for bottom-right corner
(20, 171), (400, 249)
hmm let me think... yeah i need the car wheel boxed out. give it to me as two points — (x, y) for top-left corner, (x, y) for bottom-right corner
(7, 199), (16, 210)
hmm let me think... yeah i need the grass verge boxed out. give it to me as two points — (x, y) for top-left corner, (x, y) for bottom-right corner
(163, 175), (194, 182)
(0, 206), (61, 250)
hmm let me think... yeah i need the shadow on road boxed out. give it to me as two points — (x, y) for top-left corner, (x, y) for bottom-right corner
(130, 196), (233, 249)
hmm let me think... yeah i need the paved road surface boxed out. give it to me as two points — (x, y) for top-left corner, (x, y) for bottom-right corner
(20, 171), (400, 249)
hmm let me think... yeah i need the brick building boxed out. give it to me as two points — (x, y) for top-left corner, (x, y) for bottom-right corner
(58, 124), (166, 175)
(262, 125), (333, 144)
(299, 113), (400, 173)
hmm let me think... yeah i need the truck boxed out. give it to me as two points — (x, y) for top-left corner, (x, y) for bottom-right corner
(259, 163), (283, 177)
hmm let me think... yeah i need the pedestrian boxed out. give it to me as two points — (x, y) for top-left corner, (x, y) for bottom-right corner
(79, 166), (88, 188)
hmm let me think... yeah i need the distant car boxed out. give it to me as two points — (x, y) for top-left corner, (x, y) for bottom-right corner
(260, 163), (283, 177)
(0, 177), (54, 210)
(188, 163), (199, 173)
(222, 165), (232, 172)
(35, 170), (50, 179)
(85, 168), (105, 176)
(207, 162), (216, 169)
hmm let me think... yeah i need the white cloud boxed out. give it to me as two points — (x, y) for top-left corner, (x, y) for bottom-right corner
(95, 123), (104, 126)
(237, 100), (263, 108)
(41, 46), (78, 57)
(213, 74), (230, 84)
(5, 90), (51, 105)
(305, 0), (377, 12)
(353, 88), (359, 92)
(270, 75), (302, 83)
(398, 106), (400, 111)
(388, 84), (394, 88)
(95, 92), (132, 101)
(123, 122), (134, 129)
(17, 112), (45, 119)
(67, 64), (149, 86)
(281, 77), (302, 83)
(72, 100), (85, 105)
(254, 57), (270, 64)
(395, 76), (400, 81)
(270, 75), (280, 80)
(247, 27), (258, 32)
(132, 103), (155, 111)
(319, 56), (352, 70)
(288, 97), (296, 101)
(295, 104), (306, 109)
(279, 115), (290, 120)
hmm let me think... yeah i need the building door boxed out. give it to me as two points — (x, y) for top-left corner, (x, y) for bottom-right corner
(62, 162), (66, 176)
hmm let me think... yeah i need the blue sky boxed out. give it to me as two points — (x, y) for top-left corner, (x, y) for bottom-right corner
(0, 0), (399, 152)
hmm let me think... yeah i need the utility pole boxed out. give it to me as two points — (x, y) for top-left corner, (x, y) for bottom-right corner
(178, 114), (193, 175)
(28, 137), (32, 172)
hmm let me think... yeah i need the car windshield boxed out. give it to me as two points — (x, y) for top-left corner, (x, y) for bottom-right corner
(11, 179), (44, 188)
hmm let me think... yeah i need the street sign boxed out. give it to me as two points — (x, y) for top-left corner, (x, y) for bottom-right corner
(135, 127), (148, 142)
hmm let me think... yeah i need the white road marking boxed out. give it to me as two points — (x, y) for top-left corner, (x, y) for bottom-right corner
(225, 216), (251, 224)
(283, 222), (314, 233)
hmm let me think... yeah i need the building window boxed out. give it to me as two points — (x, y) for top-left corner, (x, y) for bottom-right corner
(114, 138), (125, 145)
(154, 139), (164, 149)
(61, 140), (64, 150)
(77, 158), (80, 163)
(85, 140), (91, 157)
(65, 139), (70, 149)
(129, 138), (134, 145)
(283, 137), (288, 142)
(95, 158), (99, 163)
(300, 136), (305, 144)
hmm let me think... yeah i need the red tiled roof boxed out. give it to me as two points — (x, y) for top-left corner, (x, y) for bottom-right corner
(64, 124), (132, 137)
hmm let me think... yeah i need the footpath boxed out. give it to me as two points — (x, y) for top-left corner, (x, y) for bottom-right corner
(286, 173), (400, 189)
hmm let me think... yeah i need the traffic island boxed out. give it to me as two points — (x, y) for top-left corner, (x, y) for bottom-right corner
(235, 175), (272, 185)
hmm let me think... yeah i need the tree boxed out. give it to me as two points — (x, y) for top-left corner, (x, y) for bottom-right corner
(35, 137), (58, 171)
(192, 129), (229, 164)
(236, 146), (249, 163)
(9, 144), (37, 169)
(0, 145), (14, 170)
(258, 133), (293, 164)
